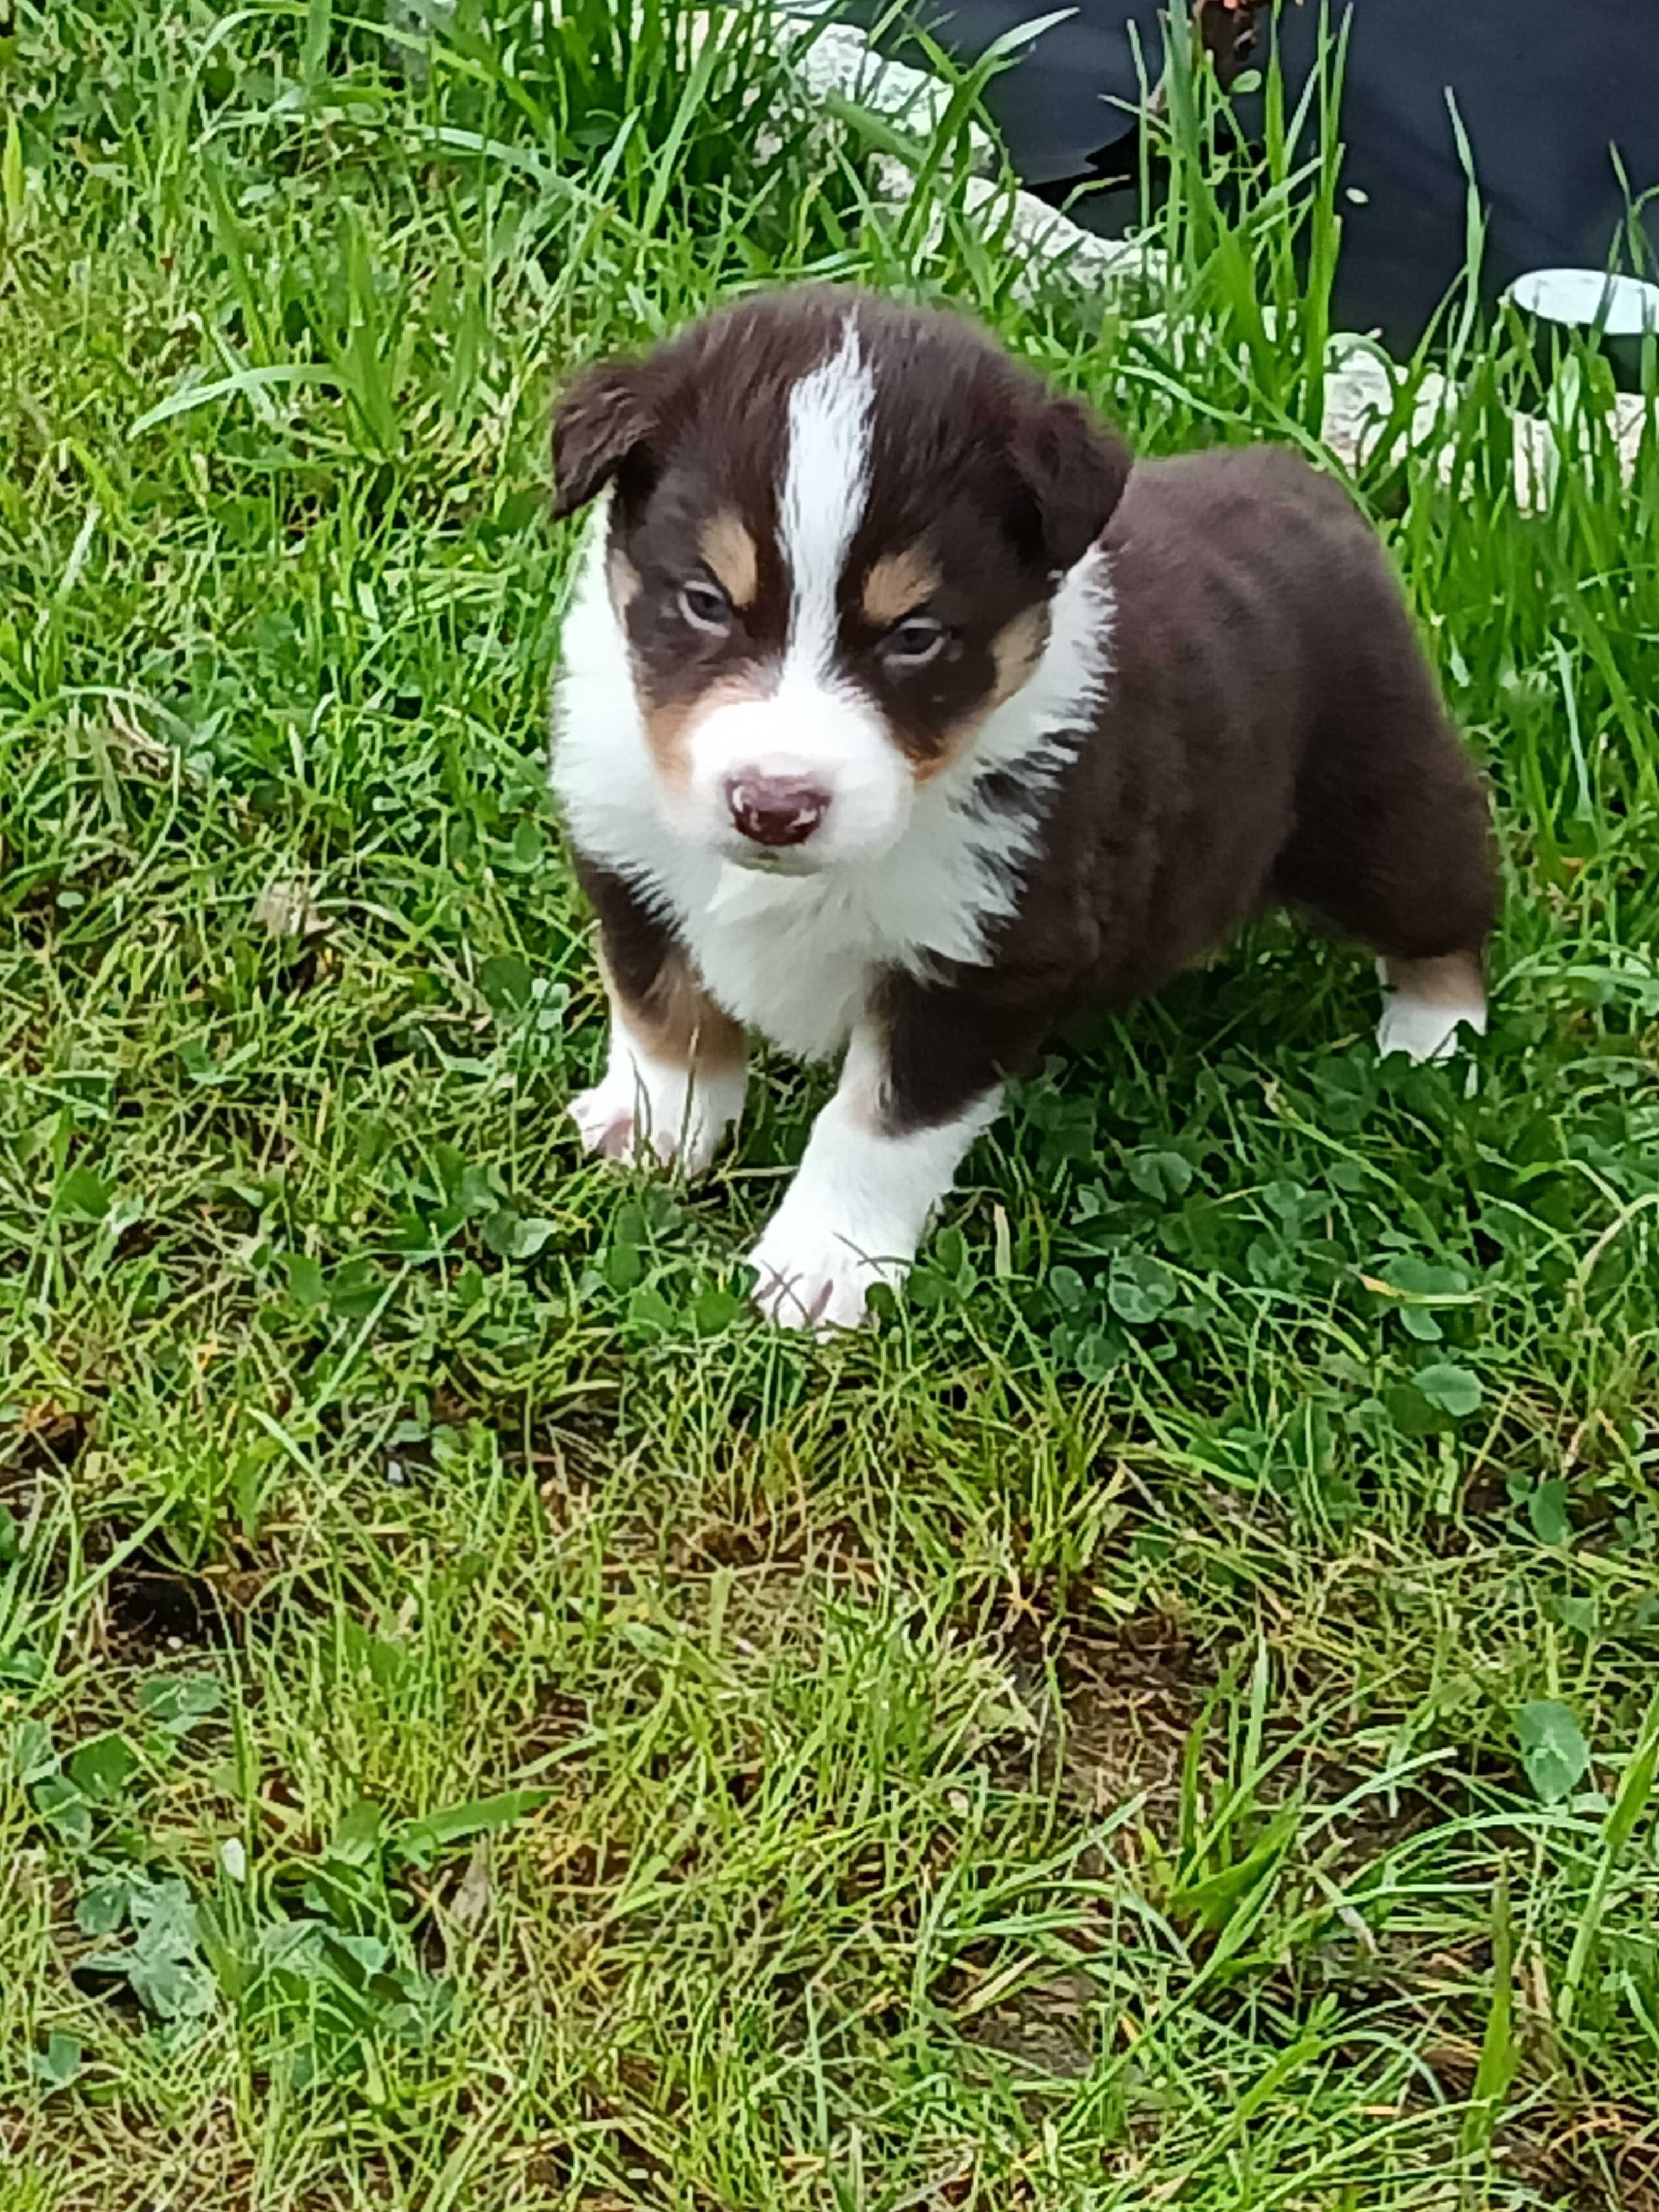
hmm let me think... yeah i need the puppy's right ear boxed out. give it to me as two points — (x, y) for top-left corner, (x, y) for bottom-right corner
(551, 359), (655, 520)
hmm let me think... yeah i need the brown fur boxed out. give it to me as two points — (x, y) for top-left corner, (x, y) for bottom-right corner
(876, 442), (1499, 1131)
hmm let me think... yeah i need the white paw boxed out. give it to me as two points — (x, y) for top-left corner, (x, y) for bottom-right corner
(1375, 993), (1488, 1066)
(745, 1207), (907, 1331)
(568, 1057), (744, 1176)
(1375, 955), (1488, 1066)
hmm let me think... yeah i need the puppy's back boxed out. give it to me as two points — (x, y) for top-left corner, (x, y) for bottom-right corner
(1039, 445), (1462, 1001)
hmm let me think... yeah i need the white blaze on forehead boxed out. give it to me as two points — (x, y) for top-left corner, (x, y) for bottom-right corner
(780, 318), (874, 680)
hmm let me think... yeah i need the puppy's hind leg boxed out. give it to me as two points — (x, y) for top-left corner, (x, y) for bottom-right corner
(1375, 950), (1487, 1066)
(1274, 686), (1499, 1066)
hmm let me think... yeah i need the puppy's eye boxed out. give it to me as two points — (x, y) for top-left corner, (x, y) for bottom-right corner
(883, 613), (947, 669)
(678, 578), (732, 634)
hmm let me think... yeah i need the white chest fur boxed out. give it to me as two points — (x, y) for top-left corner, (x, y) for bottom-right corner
(549, 517), (1115, 1062)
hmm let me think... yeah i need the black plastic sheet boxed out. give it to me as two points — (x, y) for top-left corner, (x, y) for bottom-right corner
(859, 1), (1659, 351)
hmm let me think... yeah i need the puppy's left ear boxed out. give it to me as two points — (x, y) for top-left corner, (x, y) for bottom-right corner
(1013, 393), (1133, 574)
(551, 358), (656, 520)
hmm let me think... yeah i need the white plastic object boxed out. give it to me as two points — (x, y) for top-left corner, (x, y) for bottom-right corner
(1504, 267), (1659, 337)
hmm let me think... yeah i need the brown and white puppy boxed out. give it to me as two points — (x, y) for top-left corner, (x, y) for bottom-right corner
(548, 286), (1498, 1327)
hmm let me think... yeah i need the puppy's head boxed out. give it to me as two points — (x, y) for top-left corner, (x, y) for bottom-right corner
(553, 288), (1130, 873)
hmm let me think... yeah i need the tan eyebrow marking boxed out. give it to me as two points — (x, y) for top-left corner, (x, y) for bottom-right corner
(698, 510), (759, 608)
(861, 544), (941, 628)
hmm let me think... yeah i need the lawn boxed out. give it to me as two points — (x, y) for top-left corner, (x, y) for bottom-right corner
(3, 4), (1658, 2206)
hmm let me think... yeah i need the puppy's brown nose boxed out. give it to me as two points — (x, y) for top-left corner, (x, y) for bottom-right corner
(726, 773), (830, 849)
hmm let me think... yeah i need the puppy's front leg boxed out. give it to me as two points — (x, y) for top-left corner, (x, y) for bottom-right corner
(568, 854), (747, 1175)
(745, 960), (1061, 1329)
(747, 1024), (998, 1329)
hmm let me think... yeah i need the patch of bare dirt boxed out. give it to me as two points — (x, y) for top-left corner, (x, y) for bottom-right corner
(993, 1604), (1205, 1822)
(1, 1400), (91, 1510)
(1504, 2100), (1659, 2212)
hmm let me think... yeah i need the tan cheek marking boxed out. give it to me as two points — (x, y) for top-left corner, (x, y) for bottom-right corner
(699, 511), (759, 609)
(639, 670), (769, 791)
(910, 604), (1051, 785)
(987, 604), (1050, 708)
(608, 550), (640, 616)
(599, 943), (746, 1076)
(862, 544), (941, 629)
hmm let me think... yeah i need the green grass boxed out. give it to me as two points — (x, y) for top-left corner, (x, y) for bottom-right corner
(3, 2), (1659, 2205)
